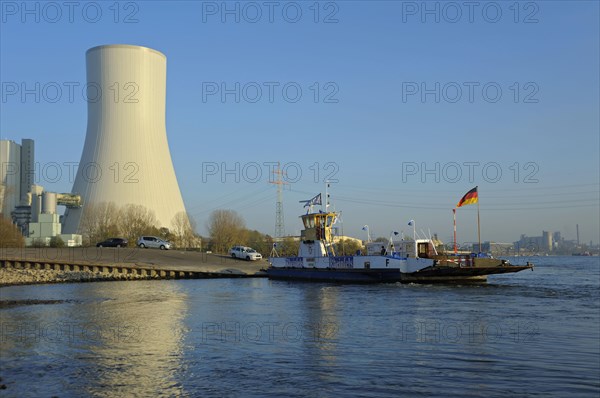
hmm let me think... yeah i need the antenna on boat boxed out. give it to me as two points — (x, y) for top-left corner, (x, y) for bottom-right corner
(300, 193), (322, 214)
(362, 225), (371, 243)
(323, 181), (329, 212)
(323, 179), (336, 215)
(408, 220), (416, 241)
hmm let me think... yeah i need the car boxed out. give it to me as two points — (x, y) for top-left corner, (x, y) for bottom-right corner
(229, 246), (262, 261)
(96, 238), (128, 248)
(137, 236), (171, 250)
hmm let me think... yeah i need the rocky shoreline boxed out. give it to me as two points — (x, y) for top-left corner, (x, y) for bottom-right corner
(0, 267), (151, 287)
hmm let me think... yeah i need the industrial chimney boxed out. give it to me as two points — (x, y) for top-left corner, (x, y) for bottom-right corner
(62, 45), (187, 233)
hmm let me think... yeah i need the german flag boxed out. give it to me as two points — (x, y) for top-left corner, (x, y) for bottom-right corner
(456, 186), (478, 207)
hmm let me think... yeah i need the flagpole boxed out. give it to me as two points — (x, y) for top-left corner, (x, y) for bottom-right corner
(453, 208), (457, 254)
(323, 182), (328, 213)
(477, 189), (481, 253)
(363, 225), (371, 243)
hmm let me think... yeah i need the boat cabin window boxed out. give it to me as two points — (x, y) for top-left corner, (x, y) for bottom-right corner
(418, 242), (429, 258)
(303, 216), (316, 228)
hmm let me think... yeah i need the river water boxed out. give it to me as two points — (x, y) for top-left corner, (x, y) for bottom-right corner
(1, 256), (598, 397)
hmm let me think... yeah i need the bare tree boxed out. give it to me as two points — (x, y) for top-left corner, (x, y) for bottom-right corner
(207, 209), (247, 253)
(0, 213), (24, 248)
(171, 211), (198, 249)
(118, 204), (158, 244)
(79, 202), (162, 246)
(79, 203), (99, 245)
(0, 185), (5, 213)
(79, 202), (120, 245)
(246, 229), (272, 256)
(96, 202), (120, 239)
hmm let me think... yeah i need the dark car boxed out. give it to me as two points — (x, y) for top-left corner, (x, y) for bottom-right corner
(96, 238), (128, 248)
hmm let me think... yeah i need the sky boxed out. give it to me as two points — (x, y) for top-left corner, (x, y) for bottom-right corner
(1, 0), (599, 245)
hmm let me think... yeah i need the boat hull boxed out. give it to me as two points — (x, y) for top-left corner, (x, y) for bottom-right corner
(266, 263), (534, 284)
(402, 264), (534, 283)
(266, 267), (403, 283)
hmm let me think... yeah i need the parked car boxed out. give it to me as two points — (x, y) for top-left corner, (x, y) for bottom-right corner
(137, 236), (171, 250)
(229, 246), (262, 261)
(96, 238), (128, 248)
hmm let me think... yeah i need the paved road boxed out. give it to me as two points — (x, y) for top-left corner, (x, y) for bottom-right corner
(0, 247), (268, 275)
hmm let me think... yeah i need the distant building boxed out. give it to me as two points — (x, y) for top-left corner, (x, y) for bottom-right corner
(514, 232), (554, 253)
(473, 241), (514, 255)
(1, 138), (84, 245)
(552, 232), (562, 249)
(24, 189), (82, 246)
(0, 138), (34, 215)
(542, 231), (552, 251)
(273, 236), (301, 243)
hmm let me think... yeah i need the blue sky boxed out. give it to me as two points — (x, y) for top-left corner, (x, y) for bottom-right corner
(1, 0), (599, 244)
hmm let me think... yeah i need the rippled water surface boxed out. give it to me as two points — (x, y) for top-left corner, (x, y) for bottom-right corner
(1, 256), (599, 397)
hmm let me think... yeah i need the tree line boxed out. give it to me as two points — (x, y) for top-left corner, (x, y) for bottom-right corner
(206, 209), (303, 256)
(3, 205), (368, 256)
(80, 202), (199, 249)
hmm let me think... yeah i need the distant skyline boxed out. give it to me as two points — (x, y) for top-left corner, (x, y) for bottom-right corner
(1, 1), (598, 244)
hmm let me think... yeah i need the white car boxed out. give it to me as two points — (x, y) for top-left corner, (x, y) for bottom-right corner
(229, 246), (262, 261)
(137, 236), (171, 250)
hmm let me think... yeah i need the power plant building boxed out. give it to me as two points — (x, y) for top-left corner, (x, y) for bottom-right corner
(63, 45), (187, 233)
(0, 138), (34, 216)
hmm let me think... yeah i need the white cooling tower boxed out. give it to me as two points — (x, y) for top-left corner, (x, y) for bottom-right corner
(62, 44), (187, 233)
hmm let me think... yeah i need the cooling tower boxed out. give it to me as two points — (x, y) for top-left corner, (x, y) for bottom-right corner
(62, 44), (187, 234)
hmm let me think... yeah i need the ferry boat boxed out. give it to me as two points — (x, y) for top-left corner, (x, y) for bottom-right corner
(267, 201), (533, 283)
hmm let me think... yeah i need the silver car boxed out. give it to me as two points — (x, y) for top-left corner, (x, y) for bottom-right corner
(137, 236), (171, 250)
(229, 246), (262, 261)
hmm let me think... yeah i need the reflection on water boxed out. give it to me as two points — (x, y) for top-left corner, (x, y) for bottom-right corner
(1, 281), (188, 397)
(1, 257), (599, 397)
(298, 285), (341, 377)
(84, 283), (188, 397)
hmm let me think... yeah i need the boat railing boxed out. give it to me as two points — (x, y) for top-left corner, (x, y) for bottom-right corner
(435, 254), (475, 267)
